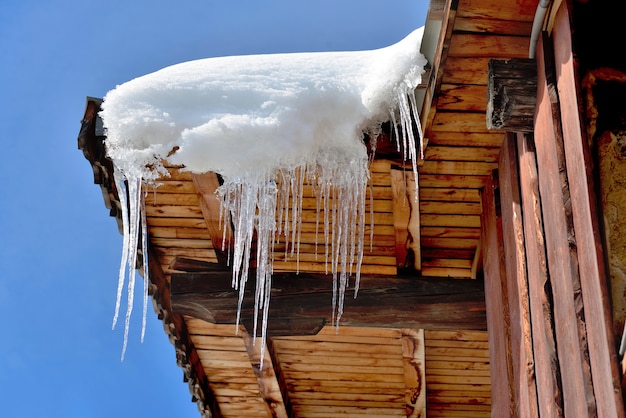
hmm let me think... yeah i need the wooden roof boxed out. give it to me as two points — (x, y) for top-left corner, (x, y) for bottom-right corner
(78, 0), (543, 416)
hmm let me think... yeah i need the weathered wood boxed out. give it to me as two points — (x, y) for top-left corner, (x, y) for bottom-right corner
(487, 59), (537, 132)
(191, 172), (233, 266)
(390, 168), (420, 270)
(240, 330), (291, 418)
(456, 0), (538, 22)
(401, 329), (426, 418)
(454, 16), (533, 36)
(424, 145), (500, 162)
(448, 34), (529, 58)
(438, 84), (487, 111)
(419, 174), (489, 189)
(431, 112), (492, 133)
(552, 4), (625, 416)
(419, 187), (481, 202)
(147, 246), (222, 417)
(534, 33), (596, 417)
(481, 171), (516, 417)
(170, 265), (486, 333)
(517, 132), (563, 417)
(420, 160), (497, 176)
(443, 57), (491, 85)
(420, 0), (457, 145)
(498, 133), (539, 417)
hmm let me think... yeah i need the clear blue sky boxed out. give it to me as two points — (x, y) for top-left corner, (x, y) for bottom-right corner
(0, 1), (426, 416)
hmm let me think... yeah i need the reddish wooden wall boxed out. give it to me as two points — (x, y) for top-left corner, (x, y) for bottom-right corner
(482, 2), (624, 417)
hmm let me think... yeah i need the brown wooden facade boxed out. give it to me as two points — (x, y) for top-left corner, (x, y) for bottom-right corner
(79, 0), (626, 416)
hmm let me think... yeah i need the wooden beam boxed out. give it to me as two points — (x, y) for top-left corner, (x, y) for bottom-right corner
(169, 261), (486, 333)
(487, 59), (537, 132)
(498, 133), (539, 417)
(420, 0), (457, 145)
(534, 33), (596, 417)
(191, 172), (233, 266)
(390, 168), (420, 270)
(481, 171), (516, 416)
(401, 329), (426, 418)
(517, 132), (563, 417)
(552, 4), (625, 415)
(147, 247), (223, 417)
(240, 331), (291, 418)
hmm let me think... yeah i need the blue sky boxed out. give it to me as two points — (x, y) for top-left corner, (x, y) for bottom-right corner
(0, 1), (426, 416)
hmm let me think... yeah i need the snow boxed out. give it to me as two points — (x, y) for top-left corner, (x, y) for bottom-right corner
(101, 27), (427, 359)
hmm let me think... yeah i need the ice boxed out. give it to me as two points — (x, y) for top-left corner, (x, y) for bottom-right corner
(101, 27), (426, 359)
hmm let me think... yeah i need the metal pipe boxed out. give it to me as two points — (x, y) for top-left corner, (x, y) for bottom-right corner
(529, 0), (552, 59)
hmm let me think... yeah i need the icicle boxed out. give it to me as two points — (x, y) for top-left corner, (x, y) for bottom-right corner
(111, 165), (144, 361)
(140, 191), (149, 343)
(112, 167), (129, 331)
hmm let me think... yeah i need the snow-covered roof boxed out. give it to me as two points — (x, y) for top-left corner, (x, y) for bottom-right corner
(99, 27), (427, 361)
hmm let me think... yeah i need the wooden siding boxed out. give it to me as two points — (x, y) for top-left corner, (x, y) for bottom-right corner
(417, 0), (533, 278)
(185, 318), (490, 417)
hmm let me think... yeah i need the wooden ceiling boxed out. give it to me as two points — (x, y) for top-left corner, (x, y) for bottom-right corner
(417, 0), (536, 279)
(78, 0), (543, 416)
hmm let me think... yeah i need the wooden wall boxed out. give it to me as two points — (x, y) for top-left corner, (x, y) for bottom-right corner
(482, 2), (625, 417)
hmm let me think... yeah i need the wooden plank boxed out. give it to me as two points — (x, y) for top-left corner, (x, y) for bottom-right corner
(420, 0), (457, 144)
(171, 268), (487, 332)
(534, 33), (596, 417)
(421, 227), (480, 239)
(421, 248), (474, 262)
(487, 59), (537, 132)
(456, 0), (537, 22)
(191, 172), (233, 266)
(240, 331), (291, 418)
(498, 134), (539, 417)
(425, 346), (489, 359)
(148, 226), (211, 240)
(420, 237), (477, 250)
(424, 145), (499, 162)
(442, 57), (490, 85)
(390, 169), (421, 270)
(146, 217), (207, 228)
(425, 329), (488, 341)
(438, 84), (487, 111)
(145, 246), (222, 417)
(448, 34), (529, 58)
(147, 192), (201, 206)
(272, 262), (397, 276)
(401, 329), (426, 418)
(517, 132), (563, 417)
(419, 174), (488, 189)
(552, 4), (625, 416)
(420, 214), (480, 228)
(277, 353), (401, 368)
(291, 405), (405, 418)
(150, 179), (196, 193)
(454, 16), (533, 35)
(420, 187), (481, 202)
(430, 112), (492, 133)
(420, 161), (497, 176)
(428, 131), (504, 147)
(151, 237), (214, 249)
(425, 339), (489, 349)
(420, 267), (472, 278)
(420, 201), (482, 215)
(481, 171), (516, 416)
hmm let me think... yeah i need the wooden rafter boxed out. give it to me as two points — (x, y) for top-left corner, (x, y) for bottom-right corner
(169, 258), (486, 334)
(401, 329), (426, 418)
(241, 331), (292, 418)
(191, 172), (233, 267)
(390, 167), (421, 270)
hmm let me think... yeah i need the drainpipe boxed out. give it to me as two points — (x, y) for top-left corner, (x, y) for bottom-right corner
(529, 0), (552, 59)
